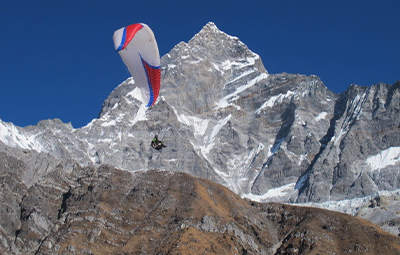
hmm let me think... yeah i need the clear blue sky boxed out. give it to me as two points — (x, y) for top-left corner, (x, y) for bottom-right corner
(1, 0), (399, 128)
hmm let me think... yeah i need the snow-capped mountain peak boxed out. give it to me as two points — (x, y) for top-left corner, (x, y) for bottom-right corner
(1, 22), (399, 235)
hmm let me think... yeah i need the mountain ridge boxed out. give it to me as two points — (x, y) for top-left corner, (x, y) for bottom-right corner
(0, 22), (399, 236)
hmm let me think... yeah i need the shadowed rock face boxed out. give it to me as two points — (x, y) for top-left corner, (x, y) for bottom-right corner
(2, 157), (399, 255)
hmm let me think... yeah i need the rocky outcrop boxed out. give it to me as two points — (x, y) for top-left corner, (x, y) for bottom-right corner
(1, 157), (399, 254)
(297, 82), (400, 203)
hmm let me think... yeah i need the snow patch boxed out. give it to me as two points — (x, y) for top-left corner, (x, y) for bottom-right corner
(101, 120), (116, 127)
(242, 183), (296, 201)
(335, 91), (369, 145)
(367, 147), (400, 170)
(130, 104), (148, 126)
(199, 114), (232, 156)
(167, 64), (177, 70)
(177, 114), (210, 137)
(256, 90), (295, 114)
(219, 55), (259, 71)
(217, 73), (268, 109)
(314, 111), (328, 121)
(223, 70), (255, 89)
(126, 87), (144, 104)
(98, 138), (112, 143)
(295, 196), (370, 215)
(296, 190), (400, 216)
(0, 120), (44, 152)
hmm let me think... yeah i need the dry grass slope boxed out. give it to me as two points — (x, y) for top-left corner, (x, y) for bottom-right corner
(13, 166), (400, 255)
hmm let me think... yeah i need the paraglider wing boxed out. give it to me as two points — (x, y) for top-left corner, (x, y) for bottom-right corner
(113, 23), (161, 107)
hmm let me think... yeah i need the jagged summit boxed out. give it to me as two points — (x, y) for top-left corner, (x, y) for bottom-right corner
(199, 21), (221, 33)
(162, 22), (268, 115)
(166, 21), (267, 76)
(172, 22), (240, 49)
(191, 22), (240, 44)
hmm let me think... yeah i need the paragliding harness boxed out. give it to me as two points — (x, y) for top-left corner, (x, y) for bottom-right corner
(151, 135), (167, 151)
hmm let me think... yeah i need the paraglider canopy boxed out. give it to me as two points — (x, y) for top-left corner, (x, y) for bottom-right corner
(113, 23), (161, 107)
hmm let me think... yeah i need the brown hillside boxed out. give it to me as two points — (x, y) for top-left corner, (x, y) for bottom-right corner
(12, 165), (400, 254)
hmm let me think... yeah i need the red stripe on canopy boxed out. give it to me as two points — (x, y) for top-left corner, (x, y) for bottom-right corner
(142, 59), (161, 106)
(121, 23), (143, 50)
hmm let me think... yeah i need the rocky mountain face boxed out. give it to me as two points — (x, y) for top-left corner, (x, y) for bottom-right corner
(297, 82), (400, 202)
(1, 156), (399, 254)
(0, 21), (400, 242)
